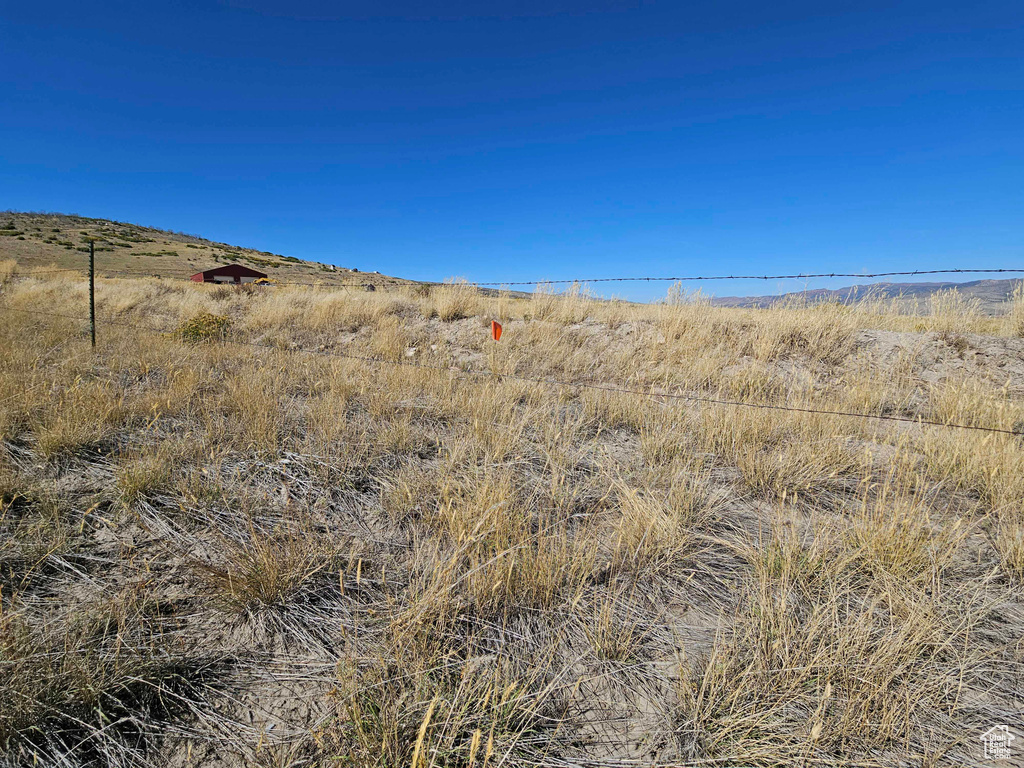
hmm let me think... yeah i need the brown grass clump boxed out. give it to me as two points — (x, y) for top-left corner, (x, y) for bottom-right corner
(1010, 284), (1024, 337)
(845, 481), (970, 580)
(992, 517), (1024, 581)
(530, 281), (592, 324)
(0, 590), (219, 766)
(608, 479), (704, 574)
(0, 269), (1020, 766)
(677, 579), (982, 764)
(116, 448), (175, 504)
(370, 314), (414, 361)
(329, 635), (573, 767)
(0, 258), (17, 282)
(679, 508), (986, 765)
(31, 378), (126, 459)
(431, 279), (484, 322)
(195, 527), (339, 617)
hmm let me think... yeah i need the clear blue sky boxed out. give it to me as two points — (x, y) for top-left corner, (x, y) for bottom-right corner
(2, 1), (1022, 300)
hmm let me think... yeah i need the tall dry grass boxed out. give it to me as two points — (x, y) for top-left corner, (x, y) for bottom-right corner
(0, 271), (1020, 766)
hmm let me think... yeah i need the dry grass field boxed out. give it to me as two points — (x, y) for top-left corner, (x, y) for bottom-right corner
(2, 260), (1024, 767)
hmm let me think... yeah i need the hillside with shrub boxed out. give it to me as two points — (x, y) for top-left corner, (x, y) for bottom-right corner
(0, 211), (402, 287)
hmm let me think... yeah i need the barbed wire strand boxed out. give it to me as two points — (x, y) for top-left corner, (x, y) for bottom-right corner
(267, 267), (1024, 288)
(4, 304), (1022, 437)
(0, 333), (91, 406)
(7, 266), (1024, 289)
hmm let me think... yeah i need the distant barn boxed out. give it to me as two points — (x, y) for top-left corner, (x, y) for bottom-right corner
(190, 264), (267, 285)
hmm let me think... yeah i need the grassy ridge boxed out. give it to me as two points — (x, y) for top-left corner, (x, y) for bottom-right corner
(0, 211), (399, 286)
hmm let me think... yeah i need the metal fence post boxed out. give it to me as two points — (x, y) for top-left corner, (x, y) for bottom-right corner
(89, 240), (96, 348)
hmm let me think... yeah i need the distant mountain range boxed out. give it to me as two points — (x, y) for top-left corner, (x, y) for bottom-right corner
(710, 278), (1024, 314)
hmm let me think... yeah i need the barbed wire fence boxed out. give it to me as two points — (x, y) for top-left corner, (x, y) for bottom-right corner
(3, 299), (1023, 438)
(10, 265), (1024, 287)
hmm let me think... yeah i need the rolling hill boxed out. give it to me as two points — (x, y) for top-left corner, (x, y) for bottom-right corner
(711, 278), (1024, 313)
(0, 210), (407, 287)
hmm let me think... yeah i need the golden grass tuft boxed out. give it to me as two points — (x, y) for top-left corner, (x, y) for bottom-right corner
(992, 517), (1024, 581)
(196, 527), (338, 616)
(431, 279), (484, 322)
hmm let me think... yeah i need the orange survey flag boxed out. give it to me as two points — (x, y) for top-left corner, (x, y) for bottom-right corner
(491, 320), (502, 341)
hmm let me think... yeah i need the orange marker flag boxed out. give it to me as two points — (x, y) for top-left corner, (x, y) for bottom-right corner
(491, 320), (502, 341)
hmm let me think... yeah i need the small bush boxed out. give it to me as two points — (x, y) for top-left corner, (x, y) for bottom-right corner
(177, 312), (231, 343)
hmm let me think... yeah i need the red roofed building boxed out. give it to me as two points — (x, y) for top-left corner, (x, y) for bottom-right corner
(190, 264), (267, 284)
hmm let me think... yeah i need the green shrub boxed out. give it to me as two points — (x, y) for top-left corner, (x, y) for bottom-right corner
(177, 312), (231, 343)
